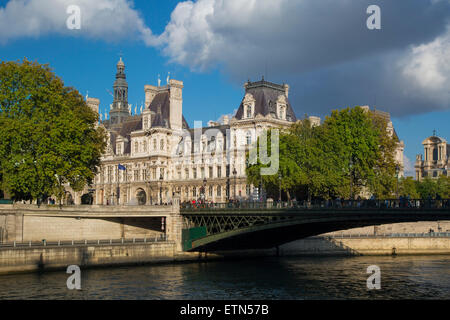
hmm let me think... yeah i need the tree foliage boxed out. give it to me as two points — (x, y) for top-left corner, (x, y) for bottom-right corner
(246, 107), (401, 200)
(0, 59), (106, 202)
(398, 176), (450, 199)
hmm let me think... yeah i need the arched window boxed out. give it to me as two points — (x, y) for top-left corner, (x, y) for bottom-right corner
(246, 131), (252, 145)
(433, 148), (438, 161)
(193, 187), (197, 197)
(217, 186), (222, 196)
(160, 139), (165, 151)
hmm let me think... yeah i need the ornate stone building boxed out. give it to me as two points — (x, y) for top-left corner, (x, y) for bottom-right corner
(415, 133), (449, 180)
(67, 59), (297, 205)
(65, 58), (404, 205)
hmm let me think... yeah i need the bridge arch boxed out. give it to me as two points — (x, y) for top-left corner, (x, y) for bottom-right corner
(182, 206), (450, 252)
(136, 188), (147, 206)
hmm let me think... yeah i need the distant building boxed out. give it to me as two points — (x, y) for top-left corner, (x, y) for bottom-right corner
(63, 58), (404, 205)
(415, 133), (449, 180)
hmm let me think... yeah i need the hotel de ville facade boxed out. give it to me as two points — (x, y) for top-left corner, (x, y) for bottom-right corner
(65, 58), (404, 206)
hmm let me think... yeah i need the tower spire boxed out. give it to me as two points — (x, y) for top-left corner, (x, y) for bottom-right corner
(110, 56), (129, 125)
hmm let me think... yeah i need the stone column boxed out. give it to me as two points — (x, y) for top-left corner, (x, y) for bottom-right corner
(166, 194), (183, 252)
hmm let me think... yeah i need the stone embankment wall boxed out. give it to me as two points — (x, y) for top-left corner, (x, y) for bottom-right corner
(279, 236), (450, 256)
(0, 204), (172, 243)
(0, 242), (200, 274)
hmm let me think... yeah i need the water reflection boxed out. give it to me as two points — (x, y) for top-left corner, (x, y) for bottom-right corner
(0, 256), (449, 299)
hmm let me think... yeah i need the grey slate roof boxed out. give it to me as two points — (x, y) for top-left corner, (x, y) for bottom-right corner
(234, 80), (297, 122)
(148, 91), (189, 129)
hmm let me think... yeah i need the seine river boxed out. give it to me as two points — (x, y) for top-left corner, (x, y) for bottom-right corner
(0, 255), (449, 299)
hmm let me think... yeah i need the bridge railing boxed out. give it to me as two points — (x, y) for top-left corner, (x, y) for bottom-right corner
(0, 235), (169, 248)
(181, 199), (450, 211)
(329, 232), (450, 238)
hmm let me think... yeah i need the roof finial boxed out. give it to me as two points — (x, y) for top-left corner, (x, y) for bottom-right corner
(158, 74), (161, 87)
(262, 75), (264, 81)
(166, 72), (171, 84)
(433, 129), (437, 137)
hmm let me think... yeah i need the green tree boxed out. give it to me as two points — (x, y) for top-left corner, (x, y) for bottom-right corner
(398, 176), (420, 198)
(246, 128), (302, 200)
(0, 59), (106, 203)
(289, 118), (343, 200)
(436, 176), (450, 199)
(368, 111), (400, 198)
(321, 107), (381, 198)
(416, 177), (439, 199)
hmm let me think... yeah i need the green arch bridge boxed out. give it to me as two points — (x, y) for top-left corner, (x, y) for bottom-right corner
(180, 199), (450, 252)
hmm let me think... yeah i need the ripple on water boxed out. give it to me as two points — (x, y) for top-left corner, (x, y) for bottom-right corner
(0, 256), (449, 299)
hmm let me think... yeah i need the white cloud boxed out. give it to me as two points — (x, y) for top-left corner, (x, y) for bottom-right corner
(403, 155), (415, 177)
(157, 0), (450, 116)
(1, 0), (449, 116)
(0, 0), (159, 45)
(400, 27), (450, 94)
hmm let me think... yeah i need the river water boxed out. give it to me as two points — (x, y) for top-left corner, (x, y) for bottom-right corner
(0, 255), (449, 299)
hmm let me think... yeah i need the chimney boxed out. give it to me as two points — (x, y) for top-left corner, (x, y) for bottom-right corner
(308, 116), (321, 127)
(283, 84), (290, 98)
(169, 79), (184, 131)
(223, 115), (229, 125)
(86, 97), (100, 114)
(144, 85), (158, 108)
(360, 105), (370, 113)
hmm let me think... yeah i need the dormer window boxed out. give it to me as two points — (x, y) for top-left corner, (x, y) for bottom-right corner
(278, 105), (286, 120)
(242, 93), (255, 119)
(246, 105), (252, 118)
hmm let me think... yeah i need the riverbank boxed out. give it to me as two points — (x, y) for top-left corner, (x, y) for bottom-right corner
(279, 235), (450, 256)
(2, 235), (450, 275)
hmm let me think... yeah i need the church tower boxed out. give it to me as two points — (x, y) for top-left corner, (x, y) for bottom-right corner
(109, 57), (130, 125)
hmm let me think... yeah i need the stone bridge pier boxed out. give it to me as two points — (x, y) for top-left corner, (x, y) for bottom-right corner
(166, 196), (183, 252)
(0, 196), (185, 252)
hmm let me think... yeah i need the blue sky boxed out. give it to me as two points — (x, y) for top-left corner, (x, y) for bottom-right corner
(1, 0), (449, 176)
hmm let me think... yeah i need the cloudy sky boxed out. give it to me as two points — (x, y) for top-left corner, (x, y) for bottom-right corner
(1, 0), (449, 176)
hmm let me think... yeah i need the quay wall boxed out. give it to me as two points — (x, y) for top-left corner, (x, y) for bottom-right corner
(0, 242), (191, 275)
(2, 236), (450, 275)
(279, 236), (450, 256)
(0, 205), (170, 243)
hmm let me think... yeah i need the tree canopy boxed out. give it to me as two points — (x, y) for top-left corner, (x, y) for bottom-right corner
(247, 106), (402, 200)
(0, 59), (106, 202)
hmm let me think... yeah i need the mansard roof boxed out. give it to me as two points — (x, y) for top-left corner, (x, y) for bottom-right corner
(234, 79), (297, 121)
(176, 125), (230, 154)
(148, 91), (189, 129)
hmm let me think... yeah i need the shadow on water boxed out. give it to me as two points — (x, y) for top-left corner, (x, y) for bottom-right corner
(0, 255), (449, 299)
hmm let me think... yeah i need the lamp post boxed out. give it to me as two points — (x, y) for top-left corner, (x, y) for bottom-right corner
(278, 171), (282, 203)
(349, 157), (353, 200)
(232, 168), (237, 199)
(159, 172), (163, 205)
(395, 164), (400, 199)
(202, 177), (207, 202)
